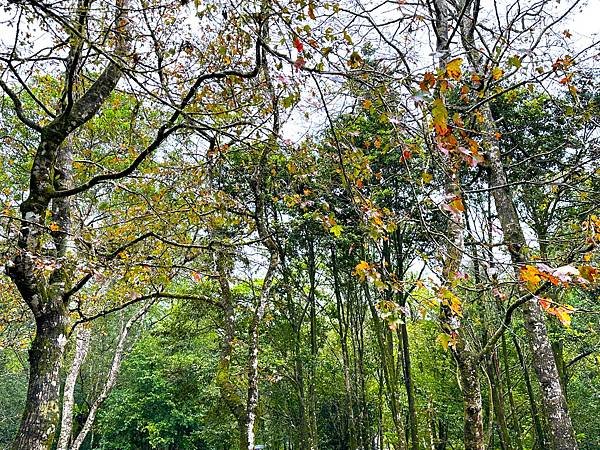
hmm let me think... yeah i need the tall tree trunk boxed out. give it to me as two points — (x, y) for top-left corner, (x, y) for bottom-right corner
(364, 284), (406, 450)
(11, 137), (77, 450)
(456, 1), (578, 446)
(307, 234), (319, 450)
(332, 248), (357, 450)
(389, 231), (419, 450)
(244, 276), (271, 450)
(243, 30), (280, 448)
(399, 323), (418, 450)
(455, 351), (485, 450)
(430, 2), (485, 446)
(12, 308), (69, 450)
(486, 111), (577, 450)
(214, 252), (247, 444)
(245, 110), (279, 448)
(7, 3), (128, 447)
(486, 351), (511, 450)
(502, 334), (524, 450)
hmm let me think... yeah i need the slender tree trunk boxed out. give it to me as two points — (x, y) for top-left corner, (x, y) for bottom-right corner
(307, 235), (319, 450)
(486, 119), (577, 449)
(514, 335), (547, 449)
(430, 2), (485, 446)
(400, 323), (418, 450)
(69, 302), (151, 450)
(214, 252), (247, 443)
(332, 248), (357, 450)
(487, 351), (511, 450)
(243, 21), (281, 449)
(57, 327), (92, 450)
(364, 285), (406, 450)
(455, 352), (485, 450)
(244, 293), (266, 450)
(502, 327), (523, 449)
(389, 232), (419, 450)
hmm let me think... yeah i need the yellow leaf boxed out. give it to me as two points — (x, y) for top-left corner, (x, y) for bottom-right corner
(437, 333), (451, 351)
(362, 98), (372, 109)
(450, 296), (462, 316)
(49, 223), (60, 232)
(354, 260), (371, 282)
(520, 265), (542, 289)
(343, 31), (353, 45)
(474, 110), (485, 123)
(491, 67), (504, 80)
(421, 172), (433, 184)
(551, 305), (574, 327)
(446, 58), (463, 80)
(355, 260), (370, 271)
(437, 333), (457, 351)
(432, 98), (449, 135)
(330, 224), (344, 238)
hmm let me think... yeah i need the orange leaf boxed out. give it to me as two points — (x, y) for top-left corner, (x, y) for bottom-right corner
(449, 197), (465, 213)
(419, 72), (436, 91)
(538, 297), (551, 310)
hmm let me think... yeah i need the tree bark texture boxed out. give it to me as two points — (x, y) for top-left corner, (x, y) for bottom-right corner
(7, 2), (128, 447)
(455, 0), (579, 445)
(11, 309), (69, 450)
(484, 110), (578, 449)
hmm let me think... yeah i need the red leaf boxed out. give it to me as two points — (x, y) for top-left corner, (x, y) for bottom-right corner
(293, 36), (304, 53)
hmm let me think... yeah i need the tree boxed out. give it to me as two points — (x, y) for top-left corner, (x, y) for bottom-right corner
(0, 0), (285, 447)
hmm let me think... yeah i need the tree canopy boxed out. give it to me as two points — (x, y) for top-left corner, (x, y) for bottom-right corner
(0, 0), (599, 449)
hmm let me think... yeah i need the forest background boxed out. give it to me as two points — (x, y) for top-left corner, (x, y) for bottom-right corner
(0, 0), (599, 449)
